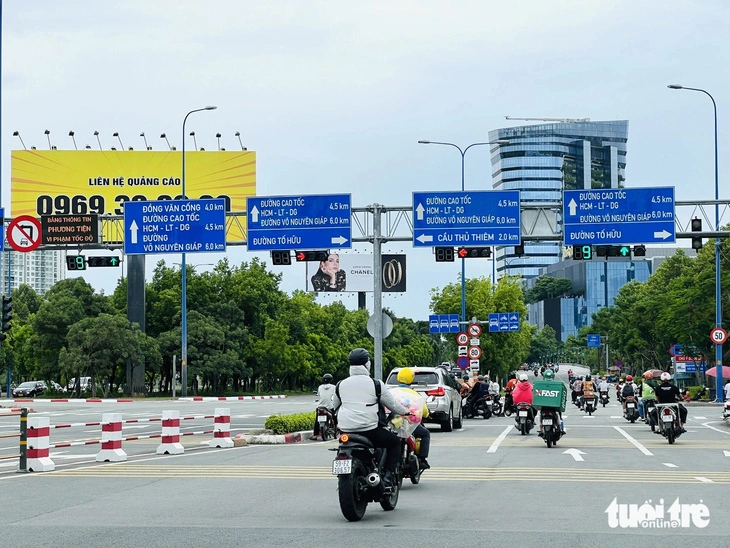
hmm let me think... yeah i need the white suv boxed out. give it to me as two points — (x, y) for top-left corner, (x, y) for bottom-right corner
(386, 367), (463, 431)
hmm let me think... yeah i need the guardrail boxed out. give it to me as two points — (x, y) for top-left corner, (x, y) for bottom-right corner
(9, 408), (234, 473)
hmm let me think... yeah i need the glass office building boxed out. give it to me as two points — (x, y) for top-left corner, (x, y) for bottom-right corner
(488, 120), (629, 279)
(0, 250), (64, 296)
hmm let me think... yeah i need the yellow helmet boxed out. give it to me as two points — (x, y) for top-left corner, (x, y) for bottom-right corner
(397, 367), (415, 385)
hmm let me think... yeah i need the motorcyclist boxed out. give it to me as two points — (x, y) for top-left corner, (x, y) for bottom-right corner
(512, 373), (535, 421)
(641, 374), (658, 425)
(395, 367), (431, 470)
(465, 375), (490, 417)
(504, 373), (517, 414)
(621, 375), (638, 413)
(572, 376), (582, 406)
(582, 375), (597, 409)
(332, 348), (409, 486)
(538, 369), (566, 437)
(598, 376), (609, 398)
(459, 373), (472, 397)
(311, 373), (336, 440)
(654, 372), (687, 432)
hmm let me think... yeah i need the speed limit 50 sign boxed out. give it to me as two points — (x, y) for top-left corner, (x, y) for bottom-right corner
(711, 327), (728, 345)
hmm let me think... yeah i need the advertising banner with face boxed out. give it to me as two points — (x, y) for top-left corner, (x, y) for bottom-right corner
(305, 254), (405, 293)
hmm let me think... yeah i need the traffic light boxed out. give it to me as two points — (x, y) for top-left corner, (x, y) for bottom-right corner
(572, 245), (592, 260)
(2, 296), (12, 333)
(66, 255), (86, 270)
(618, 246), (631, 257)
(87, 257), (120, 267)
(434, 247), (455, 262)
(691, 218), (703, 249)
(271, 251), (292, 265)
(457, 247), (491, 258)
(596, 245), (629, 258)
(514, 244), (525, 257)
(295, 250), (329, 262)
(633, 245), (646, 257)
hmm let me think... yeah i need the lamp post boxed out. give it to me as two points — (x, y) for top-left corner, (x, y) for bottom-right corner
(418, 139), (509, 327)
(181, 106), (216, 397)
(668, 85), (723, 402)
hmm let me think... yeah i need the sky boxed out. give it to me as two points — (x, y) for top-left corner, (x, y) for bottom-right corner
(2, 0), (729, 321)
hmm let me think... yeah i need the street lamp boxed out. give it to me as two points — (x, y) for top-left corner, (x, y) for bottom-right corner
(181, 106), (217, 397)
(418, 140), (510, 327)
(667, 84), (723, 402)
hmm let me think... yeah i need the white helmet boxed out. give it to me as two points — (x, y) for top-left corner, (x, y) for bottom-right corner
(660, 372), (672, 382)
(519, 373), (529, 381)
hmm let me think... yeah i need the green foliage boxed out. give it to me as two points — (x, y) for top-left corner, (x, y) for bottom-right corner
(524, 276), (574, 304)
(264, 412), (316, 434)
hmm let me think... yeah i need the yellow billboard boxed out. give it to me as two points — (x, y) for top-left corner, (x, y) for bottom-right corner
(11, 150), (256, 243)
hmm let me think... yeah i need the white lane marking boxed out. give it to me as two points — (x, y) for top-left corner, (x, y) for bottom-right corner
(723, 450), (730, 457)
(662, 463), (678, 468)
(696, 477), (713, 483)
(583, 415), (595, 419)
(701, 421), (730, 435)
(613, 426), (653, 456)
(694, 416), (707, 420)
(487, 426), (512, 453)
(563, 448), (586, 461)
(610, 416), (622, 419)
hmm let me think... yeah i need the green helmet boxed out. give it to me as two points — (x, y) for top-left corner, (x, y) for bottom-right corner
(543, 369), (555, 380)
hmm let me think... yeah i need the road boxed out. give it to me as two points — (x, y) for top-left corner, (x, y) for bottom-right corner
(1, 371), (729, 547)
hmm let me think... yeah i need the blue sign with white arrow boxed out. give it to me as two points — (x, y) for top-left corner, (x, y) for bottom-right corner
(563, 187), (675, 245)
(429, 314), (460, 334)
(124, 199), (226, 255)
(246, 194), (351, 251)
(412, 191), (521, 247)
(488, 312), (520, 332)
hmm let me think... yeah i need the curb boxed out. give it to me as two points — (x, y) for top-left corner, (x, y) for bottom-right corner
(234, 430), (310, 445)
(1, 395), (287, 404)
(179, 395), (287, 402)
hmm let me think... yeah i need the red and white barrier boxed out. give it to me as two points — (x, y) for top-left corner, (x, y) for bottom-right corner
(180, 395), (287, 402)
(28, 416), (55, 472)
(96, 413), (127, 462)
(209, 407), (233, 448)
(157, 410), (184, 454)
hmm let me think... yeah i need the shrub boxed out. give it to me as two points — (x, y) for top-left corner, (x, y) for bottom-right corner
(264, 412), (316, 434)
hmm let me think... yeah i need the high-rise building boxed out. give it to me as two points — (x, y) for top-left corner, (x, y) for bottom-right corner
(0, 250), (65, 295)
(489, 120), (629, 279)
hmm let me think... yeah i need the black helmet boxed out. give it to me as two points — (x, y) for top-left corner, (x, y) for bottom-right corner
(348, 348), (370, 366)
(586, 375), (592, 381)
(323, 373), (333, 383)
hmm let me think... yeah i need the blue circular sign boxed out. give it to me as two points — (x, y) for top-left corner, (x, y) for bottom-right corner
(457, 356), (469, 369)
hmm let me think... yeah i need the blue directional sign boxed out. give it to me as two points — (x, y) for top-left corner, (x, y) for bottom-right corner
(563, 187), (675, 245)
(412, 191), (521, 247)
(429, 314), (461, 334)
(587, 334), (601, 348)
(488, 312), (520, 332)
(246, 194), (351, 251)
(124, 199), (226, 256)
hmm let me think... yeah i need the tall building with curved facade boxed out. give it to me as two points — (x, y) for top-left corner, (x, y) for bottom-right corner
(488, 120), (629, 278)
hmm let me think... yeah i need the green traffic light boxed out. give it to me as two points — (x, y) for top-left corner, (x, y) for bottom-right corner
(619, 246), (630, 257)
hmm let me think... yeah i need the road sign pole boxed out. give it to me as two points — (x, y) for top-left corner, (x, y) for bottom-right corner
(373, 204), (383, 381)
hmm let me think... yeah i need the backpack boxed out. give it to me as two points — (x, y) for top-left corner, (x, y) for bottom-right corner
(621, 383), (635, 398)
(336, 377), (387, 427)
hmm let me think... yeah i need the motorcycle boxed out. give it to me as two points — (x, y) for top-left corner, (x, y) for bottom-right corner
(514, 402), (535, 435)
(723, 400), (730, 420)
(473, 395), (492, 419)
(623, 396), (639, 423)
(600, 391), (609, 407)
(655, 402), (684, 444)
(539, 408), (563, 448)
(316, 406), (338, 441)
(644, 399), (658, 432)
(490, 394), (503, 417)
(331, 427), (401, 521)
(583, 395), (596, 416)
(400, 432), (424, 485)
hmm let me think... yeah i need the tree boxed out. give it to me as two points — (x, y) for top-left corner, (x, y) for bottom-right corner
(524, 276), (574, 304)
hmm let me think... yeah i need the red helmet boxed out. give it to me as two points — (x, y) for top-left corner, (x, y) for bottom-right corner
(626, 375), (633, 382)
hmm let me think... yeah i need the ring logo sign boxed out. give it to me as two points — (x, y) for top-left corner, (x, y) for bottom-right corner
(382, 257), (404, 290)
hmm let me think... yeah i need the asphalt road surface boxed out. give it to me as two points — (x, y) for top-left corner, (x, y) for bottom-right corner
(1, 371), (729, 547)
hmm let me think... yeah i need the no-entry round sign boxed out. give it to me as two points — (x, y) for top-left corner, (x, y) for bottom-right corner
(711, 327), (728, 345)
(7, 215), (42, 252)
(468, 323), (482, 337)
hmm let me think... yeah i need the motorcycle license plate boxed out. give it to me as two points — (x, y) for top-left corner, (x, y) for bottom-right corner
(627, 404), (635, 408)
(518, 411), (528, 417)
(317, 416), (327, 423)
(662, 415), (674, 422)
(542, 419), (553, 425)
(332, 459), (352, 475)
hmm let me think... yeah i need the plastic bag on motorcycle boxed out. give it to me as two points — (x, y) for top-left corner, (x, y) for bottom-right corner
(384, 387), (426, 438)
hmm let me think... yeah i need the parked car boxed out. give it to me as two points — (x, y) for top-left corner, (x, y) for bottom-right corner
(67, 377), (92, 393)
(386, 366), (463, 432)
(12, 381), (45, 398)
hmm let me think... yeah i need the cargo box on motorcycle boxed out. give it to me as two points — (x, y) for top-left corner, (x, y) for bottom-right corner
(532, 381), (567, 412)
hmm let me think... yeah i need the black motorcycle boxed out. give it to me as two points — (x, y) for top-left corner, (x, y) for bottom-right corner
(600, 391), (609, 407)
(316, 406), (338, 441)
(332, 431), (401, 521)
(473, 395), (492, 419)
(583, 394), (597, 416)
(623, 396), (639, 423)
(490, 394), (503, 417)
(644, 399), (657, 432)
(400, 432), (423, 485)
(539, 408), (563, 448)
(514, 402), (535, 435)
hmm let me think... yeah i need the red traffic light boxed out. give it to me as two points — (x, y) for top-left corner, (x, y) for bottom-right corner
(458, 247), (468, 258)
(296, 252), (306, 261)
